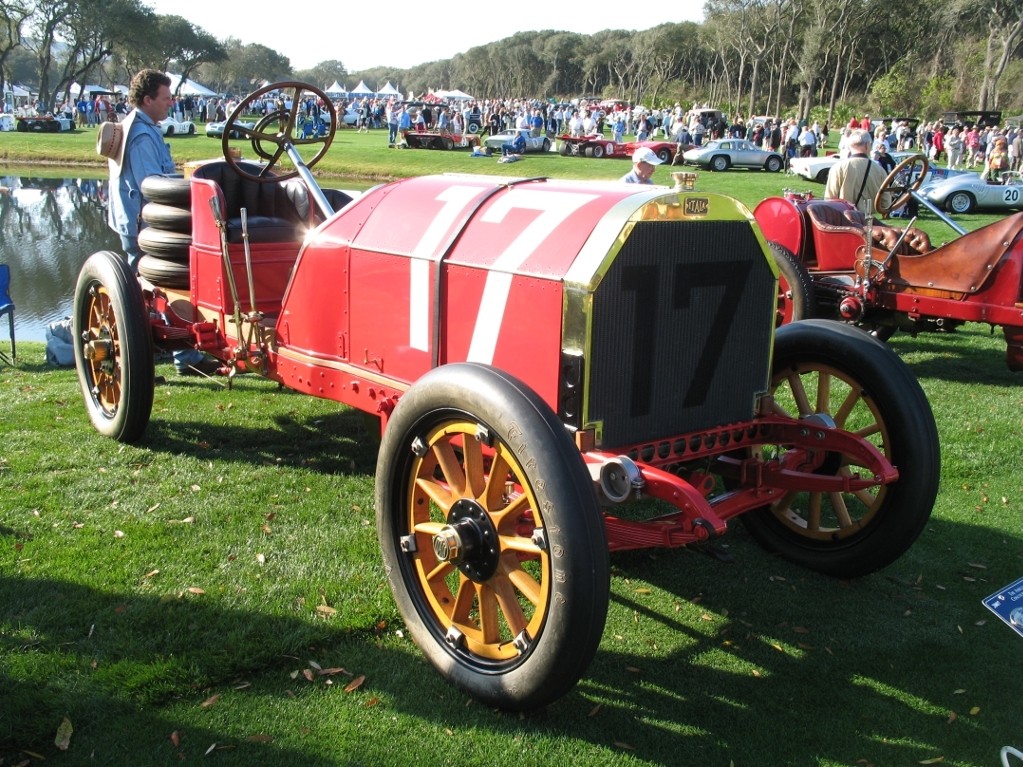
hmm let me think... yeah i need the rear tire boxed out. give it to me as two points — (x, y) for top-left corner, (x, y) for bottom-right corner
(73, 251), (155, 443)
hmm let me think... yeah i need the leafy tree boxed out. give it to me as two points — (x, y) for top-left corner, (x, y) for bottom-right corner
(0, 0), (31, 97)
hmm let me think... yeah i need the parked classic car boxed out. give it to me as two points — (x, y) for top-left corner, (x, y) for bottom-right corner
(754, 154), (1023, 369)
(72, 81), (940, 713)
(482, 129), (551, 153)
(921, 170), (1023, 214)
(205, 117), (259, 138)
(682, 139), (785, 172)
(16, 113), (74, 132)
(788, 153), (840, 183)
(558, 134), (681, 162)
(159, 115), (196, 136)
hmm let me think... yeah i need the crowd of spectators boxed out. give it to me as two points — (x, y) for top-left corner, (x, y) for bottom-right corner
(61, 86), (1022, 182)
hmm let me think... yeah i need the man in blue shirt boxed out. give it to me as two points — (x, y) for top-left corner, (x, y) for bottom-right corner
(107, 69), (212, 375)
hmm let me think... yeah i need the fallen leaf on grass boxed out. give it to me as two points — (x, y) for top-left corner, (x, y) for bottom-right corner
(200, 694), (220, 708)
(187, 587), (205, 595)
(114, 530), (125, 538)
(255, 553), (266, 565)
(316, 604), (336, 617)
(969, 706), (980, 715)
(170, 731), (181, 747)
(54, 717), (73, 750)
(302, 669), (315, 682)
(143, 569), (160, 579)
(634, 588), (652, 595)
(588, 703), (603, 717)
(614, 741), (635, 750)
(205, 743), (217, 755)
(918, 757), (944, 764)
(947, 711), (957, 724)
(344, 675), (366, 692)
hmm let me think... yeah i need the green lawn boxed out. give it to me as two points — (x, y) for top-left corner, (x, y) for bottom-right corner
(2, 123), (1022, 767)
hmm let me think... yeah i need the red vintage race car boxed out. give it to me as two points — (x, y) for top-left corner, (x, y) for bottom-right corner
(73, 82), (940, 711)
(754, 155), (1023, 370)
(558, 133), (683, 163)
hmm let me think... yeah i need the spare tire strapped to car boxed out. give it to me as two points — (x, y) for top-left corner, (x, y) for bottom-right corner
(140, 175), (190, 207)
(137, 254), (190, 288)
(141, 202), (193, 233)
(138, 227), (191, 263)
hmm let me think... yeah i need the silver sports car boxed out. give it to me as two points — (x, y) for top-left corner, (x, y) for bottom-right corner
(682, 139), (784, 172)
(921, 171), (1023, 214)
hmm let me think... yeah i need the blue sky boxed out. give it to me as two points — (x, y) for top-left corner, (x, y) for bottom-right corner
(142, 2), (704, 73)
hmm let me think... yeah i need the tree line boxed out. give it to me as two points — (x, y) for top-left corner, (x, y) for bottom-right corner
(2, 0), (1020, 123)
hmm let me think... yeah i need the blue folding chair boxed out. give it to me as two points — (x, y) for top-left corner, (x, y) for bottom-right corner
(0, 263), (15, 365)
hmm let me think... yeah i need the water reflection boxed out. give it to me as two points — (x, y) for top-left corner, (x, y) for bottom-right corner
(1, 172), (119, 341)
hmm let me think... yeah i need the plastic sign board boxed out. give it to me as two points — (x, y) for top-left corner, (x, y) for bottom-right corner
(983, 575), (1023, 638)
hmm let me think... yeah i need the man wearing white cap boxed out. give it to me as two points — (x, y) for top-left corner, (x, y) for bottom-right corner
(620, 146), (663, 183)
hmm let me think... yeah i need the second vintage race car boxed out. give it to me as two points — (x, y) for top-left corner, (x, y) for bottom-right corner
(755, 155), (1023, 369)
(557, 133), (682, 162)
(682, 138), (785, 172)
(72, 82), (940, 713)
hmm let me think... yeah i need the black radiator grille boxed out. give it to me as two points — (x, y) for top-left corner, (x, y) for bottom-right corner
(587, 220), (775, 448)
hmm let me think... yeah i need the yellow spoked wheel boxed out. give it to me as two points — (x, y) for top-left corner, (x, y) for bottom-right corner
(73, 251), (154, 443)
(377, 364), (608, 711)
(741, 320), (939, 577)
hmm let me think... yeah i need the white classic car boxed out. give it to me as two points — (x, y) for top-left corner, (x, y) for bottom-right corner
(159, 115), (196, 136)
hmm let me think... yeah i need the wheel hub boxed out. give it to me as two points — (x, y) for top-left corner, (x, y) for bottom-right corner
(84, 337), (112, 362)
(432, 498), (500, 582)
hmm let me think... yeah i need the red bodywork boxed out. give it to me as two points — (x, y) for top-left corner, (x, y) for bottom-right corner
(140, 164), (900, 553)
(753, 194), (1023, 368)
(558, 134), (681, 163)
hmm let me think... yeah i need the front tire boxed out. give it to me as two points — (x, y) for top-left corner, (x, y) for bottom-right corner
(765, 156), (783, 172)
(376, 364), (609, 711)
(740, 320), (939, 577)
(73, 251), (155, 443)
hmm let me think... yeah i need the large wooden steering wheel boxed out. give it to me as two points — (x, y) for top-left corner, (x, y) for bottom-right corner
(222, 81), (337, 182)
(874, 153), (928, 217)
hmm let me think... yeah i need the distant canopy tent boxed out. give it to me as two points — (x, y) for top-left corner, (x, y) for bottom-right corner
(166, 73), (216, 97)
(376, 82), (401, 98)
(325, 81), (346, 97)
(437, 88), (474, 102)
(349, 80), (374, 98)
(68, 83), (111, 98)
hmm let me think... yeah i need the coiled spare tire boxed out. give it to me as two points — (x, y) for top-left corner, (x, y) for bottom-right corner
(141, 202), (192, 233)
(138, 227), (191, 262)
(138, 254), (190, 289)
(140, 175), (190, 207)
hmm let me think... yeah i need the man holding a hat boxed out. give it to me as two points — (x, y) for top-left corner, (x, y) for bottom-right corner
(101, 68), (213, 375)
(104, 69), (176, 272)
(620, 146), (663, 184)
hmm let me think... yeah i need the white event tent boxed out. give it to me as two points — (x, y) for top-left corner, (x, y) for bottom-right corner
(166, 73), (216, 97)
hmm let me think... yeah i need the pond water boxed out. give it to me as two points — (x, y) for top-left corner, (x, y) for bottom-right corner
(0, 170), (370, 343)
(1, 172), (117, 342)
